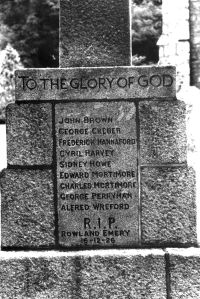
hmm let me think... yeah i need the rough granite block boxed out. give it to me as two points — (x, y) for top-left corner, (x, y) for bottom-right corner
(141, 167), (197, 246)
(6, 103), (53, 165)
(0, 250), (166, 298)
(139, 100), (187, 164)
(0, 169), (55, 248)
(15, 67), (176, 101)
(0, 258), (27, 298)
(60, 0), (130, 67)
(167, 248), (200, 299)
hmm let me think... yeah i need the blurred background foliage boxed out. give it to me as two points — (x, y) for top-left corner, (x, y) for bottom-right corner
(0, 0), (162, 68)
(132, 0), (162, 65)
(0, 44), (23, 121)
(0, 0), (59, 68)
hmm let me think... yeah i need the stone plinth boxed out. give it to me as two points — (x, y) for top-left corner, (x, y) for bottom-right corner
(0, 250), (166, 299)
(167, 248), (200, 298)
(1, 66), (197, 249)
(1, 249), (200, 298)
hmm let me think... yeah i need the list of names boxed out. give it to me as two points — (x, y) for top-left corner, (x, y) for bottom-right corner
(56, 102), (139, 247)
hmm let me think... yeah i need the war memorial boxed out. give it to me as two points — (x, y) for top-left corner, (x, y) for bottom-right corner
(0, 0), (200, 298)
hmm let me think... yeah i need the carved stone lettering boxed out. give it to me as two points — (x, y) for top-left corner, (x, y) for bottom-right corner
(55, 102), (138, 247)
(15, 67), (176, 101)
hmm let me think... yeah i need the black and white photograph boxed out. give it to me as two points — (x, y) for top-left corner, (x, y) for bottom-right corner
(0, 0), (200, 298)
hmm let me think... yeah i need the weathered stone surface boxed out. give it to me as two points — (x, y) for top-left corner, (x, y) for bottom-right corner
(0, 257), (27, 298)
(0, 169), (55, 248)
(60, 0), (130, 67)
(139, 100), (187, 164)
(15, 67), (176, 101)
(0, 250), (166, 298)
(56, 101), (138, 247)
(167, 248), (200, 299)
(141, 166), (197, 246)
(6, 103), (53, 165)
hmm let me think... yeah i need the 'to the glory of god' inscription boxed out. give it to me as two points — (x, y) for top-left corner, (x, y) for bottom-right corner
(15, 67), (176, 100)
(56, 102), (138, 247)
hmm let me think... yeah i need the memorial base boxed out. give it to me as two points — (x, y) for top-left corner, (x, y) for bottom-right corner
(0, 248), (199, 299)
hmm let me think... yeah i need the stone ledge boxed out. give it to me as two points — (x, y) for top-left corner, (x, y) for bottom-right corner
(1, 249), (200, 298)
(0, 249), (166, 299)
(15, 66), (176, 101)
(167, 248), (200, 299)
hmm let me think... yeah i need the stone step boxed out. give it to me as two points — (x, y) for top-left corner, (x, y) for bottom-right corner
(0, 249), (167, 299)
(167, 248), (200, 299)
(0, 248), (200, 299)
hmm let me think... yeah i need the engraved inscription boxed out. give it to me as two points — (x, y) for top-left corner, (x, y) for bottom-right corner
(56, 102), (138, 247)
(15, 67), (176, 101)
(18, 74), (173, 91)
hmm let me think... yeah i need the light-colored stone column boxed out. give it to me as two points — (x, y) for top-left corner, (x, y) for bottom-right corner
(190, 0), (200, 88)
(157, 0), (190, 90)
